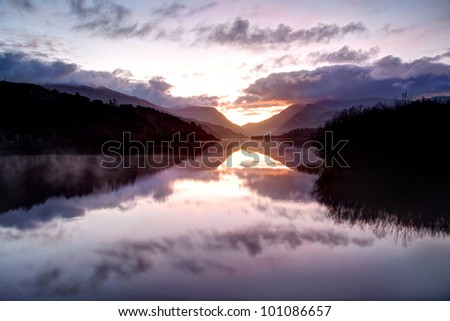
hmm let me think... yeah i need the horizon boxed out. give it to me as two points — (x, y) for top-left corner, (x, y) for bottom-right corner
(1, 0), (450, 125)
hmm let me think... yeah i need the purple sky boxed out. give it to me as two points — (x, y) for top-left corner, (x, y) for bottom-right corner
(1, 0), (449, 124)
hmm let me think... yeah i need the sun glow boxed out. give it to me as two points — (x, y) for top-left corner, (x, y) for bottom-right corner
(219, 105), (290, 126)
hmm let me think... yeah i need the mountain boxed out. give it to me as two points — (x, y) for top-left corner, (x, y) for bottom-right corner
(170, 106), (247, 137)
(46, 85), (245, 138)
(244, 98), (392, 136)
(46, 84), (168, 112)
(273, 98), (392, 135)
(242, 104), (304, 136)
(0, 81), (216, 154)
(197, 121), (247, 139)
(273, 104), (336, 135)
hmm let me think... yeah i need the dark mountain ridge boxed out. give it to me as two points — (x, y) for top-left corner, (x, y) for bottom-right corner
(0, 81), (216, 154)
(46, 84), (246, 138)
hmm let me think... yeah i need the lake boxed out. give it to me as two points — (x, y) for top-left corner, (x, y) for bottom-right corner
(1, 148), (450, 300)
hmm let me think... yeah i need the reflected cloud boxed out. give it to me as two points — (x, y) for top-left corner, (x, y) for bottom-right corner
(172, 259), (235, 275)
(91, 256), (152, 289)
(23, 223), (373, 296)
(204, 225), (374, 256)
(32, 266), (81, 298)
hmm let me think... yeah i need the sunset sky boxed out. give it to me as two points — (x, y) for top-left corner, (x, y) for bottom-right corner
(1, 0), (449, 125)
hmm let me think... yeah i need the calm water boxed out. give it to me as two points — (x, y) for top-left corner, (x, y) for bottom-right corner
(1, 149), (450, 300)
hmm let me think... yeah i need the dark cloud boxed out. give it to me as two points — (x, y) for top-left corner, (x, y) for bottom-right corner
(0, 51), (219, 107)
(153, 3), (187, 17)
(7, 0), (34, 12)
(69, 0), (155, 38)
(309, 46), (379, 64)
(148, 76), (173, 92)
(153, 2), (217, 18)
(371, 55), (450, 79)
(172, 258), (234, 274)
(195, 18), (366, 48)
(68, 1), (216, 39)
(0, 51), (77, 84)
(237, 55), (450, 105)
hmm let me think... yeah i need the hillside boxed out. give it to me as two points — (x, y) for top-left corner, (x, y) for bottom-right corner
(244, 98), (392, 136)
(46, 84), (167, 112)
(46, 85), (246, 138)
(0, 81), (216, 154)
(273, 104), (336, 135)
(171, 106), (246, 136)
(242, 104), (304, 136)
(198, 121), (247, 138)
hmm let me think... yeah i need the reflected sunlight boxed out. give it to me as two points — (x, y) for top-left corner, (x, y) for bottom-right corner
(219, 150), (289, 170)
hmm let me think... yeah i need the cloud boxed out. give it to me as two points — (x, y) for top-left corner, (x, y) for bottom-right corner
(246, 55), (303, 77)
(32, 266), (81, 297)
(69, 0), (155, 38)
(187, 1), (217, 15)
(68, 1), (217, 39)
(309, 46), (379, 64)
(153, 3), (187, 17)
(236, 55), (450, 106)
(153, 1), (217, 18)
(0, 33), (67, 60)
(7, 0), (34, 12)
(148, 75), (173, 92)
(370, 54), (450, 79)
(381, 23), (406, 34)
(0, 51), (77, 83)
(88, 223), (372, 289)
(204, 225), (374, 256)
(91, 251), (152, 288)
(0, 51), (219, 107)
(195, 18), (366, 48)
(172, 258), (234, 274)
(272, 54), (301, 68)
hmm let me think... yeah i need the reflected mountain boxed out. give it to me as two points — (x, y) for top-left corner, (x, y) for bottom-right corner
(313, 167), (450, 242)
(0, 155), (174, 214)
(0, 148), (313, 230)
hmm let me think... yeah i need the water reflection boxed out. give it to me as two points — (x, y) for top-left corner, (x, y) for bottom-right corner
(1, 149), (450, 300)
(312, 166), (450, 243)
